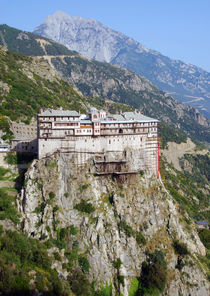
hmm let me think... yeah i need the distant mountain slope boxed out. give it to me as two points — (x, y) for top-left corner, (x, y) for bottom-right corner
(33, 11), (210, 118)
(0, 25), (210, 144)
(0, 47), (86, 122)
(0, 46), (132, 123)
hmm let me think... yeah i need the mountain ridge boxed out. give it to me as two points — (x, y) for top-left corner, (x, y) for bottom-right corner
(0, 25), (210, 145)
(33, 11), (210, 118)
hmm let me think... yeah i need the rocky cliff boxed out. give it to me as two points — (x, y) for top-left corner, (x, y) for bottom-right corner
(18, 152), (209, 295)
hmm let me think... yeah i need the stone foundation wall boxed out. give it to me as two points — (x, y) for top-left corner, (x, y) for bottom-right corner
(38, 133), (159, 176)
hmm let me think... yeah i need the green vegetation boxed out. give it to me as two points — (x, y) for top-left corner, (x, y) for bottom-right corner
(67, 269), (112, 296)
(78, 256), (90, 272)
(0, 24), (76, 57)
(95, 283), (112, 296)
(4, 152), (36, 167)
(137, 250), (167, 296)
(0, 166), (10, 180)
(136, 231), (146, 246)
(0, 229), (67, 295)
(113, 258), (122, 270)
(128, 278), (139, 296)
(47, 160), (57, 168)
(118, 220), (134, 237)
(74, 199), (95, 214)
(180, 154), (210, 183)
(160, 155), (210, 223)
(53, 251), (62, 261)
(4, 152), (18, 165)
(159, 122), (187, 149)
(173, 240), (189, 256)
(0, 44), (137, 127)
(79, 183), (89, 192)
(0, 48), (87, 122)
(69, 225), (78, 235)
(49, 191), (55, 200)
(160, 155), (210, 276)
(0, 188), (19, 224)
(198, 229), (210, 250)
(0, 116), (13, 141)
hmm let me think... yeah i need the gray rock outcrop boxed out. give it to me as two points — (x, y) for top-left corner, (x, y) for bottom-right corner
(18, 152), (209, 295)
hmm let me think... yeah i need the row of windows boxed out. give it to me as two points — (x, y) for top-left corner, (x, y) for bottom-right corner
(76, 129), (92, 133)
(101, 122), (157, 128)
(54, 122), (79, 126)
(40, 116), (79, 121)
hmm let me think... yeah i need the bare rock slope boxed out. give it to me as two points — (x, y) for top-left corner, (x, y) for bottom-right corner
(19, 152), (209, 295)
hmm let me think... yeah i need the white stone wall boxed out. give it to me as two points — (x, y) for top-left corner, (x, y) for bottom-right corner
(38, 132), (159, 176)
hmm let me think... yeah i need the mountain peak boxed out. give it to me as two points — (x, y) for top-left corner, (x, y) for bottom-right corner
(47, 10), (71, 21)
(33, 12), (210, 118)
(33, 11), (147, 63)
(42, 10), (95, 25)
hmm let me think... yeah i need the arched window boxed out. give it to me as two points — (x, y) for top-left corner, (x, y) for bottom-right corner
(119, 128), (123, 134)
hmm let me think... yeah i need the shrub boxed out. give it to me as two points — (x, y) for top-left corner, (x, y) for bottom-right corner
(118, 220), (134, 237)
(198, 229), (210, 249)
(118, 275), (125, 287)
(74, 200), (95, 214)
(49, 191), (55, 200)
(0, 116), (14, 141)
(53, 205), (59, 213)
(128, 278), (139, 296)
(68, 269), (92, 296)
(79, 184), (89, 192)
(70, 225), (78, 235)
(53, 251), (62, 261)
(37, 183), (43, 190)
(78, 256), (90, 272)
(0, 189), (20, 224)
(94, 283), (112, 296)
(136, 231), (146, 246)
(58, 228), (67, 241)
(173, 240), (189, 256)
(113, 258), (122, 269)
(4, 152), (17, 165)
(138, 250), (167, 296)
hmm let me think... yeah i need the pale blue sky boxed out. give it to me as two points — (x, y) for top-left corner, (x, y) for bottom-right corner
(0, 0), (210, 72)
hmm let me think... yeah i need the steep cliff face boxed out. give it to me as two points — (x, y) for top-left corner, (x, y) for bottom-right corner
(18, 153), (209, 296)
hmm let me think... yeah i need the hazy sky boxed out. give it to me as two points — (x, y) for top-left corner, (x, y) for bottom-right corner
(1, 0), (210, 72)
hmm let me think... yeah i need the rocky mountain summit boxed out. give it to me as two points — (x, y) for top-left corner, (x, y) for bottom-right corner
(33, 11), (210, 118)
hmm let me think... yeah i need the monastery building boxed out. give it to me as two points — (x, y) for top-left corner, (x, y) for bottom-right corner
(38, 108), (159, 176)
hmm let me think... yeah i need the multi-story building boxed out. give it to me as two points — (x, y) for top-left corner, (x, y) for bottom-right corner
(38, 108), (159, 176)
(10, 121), (37, 154)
